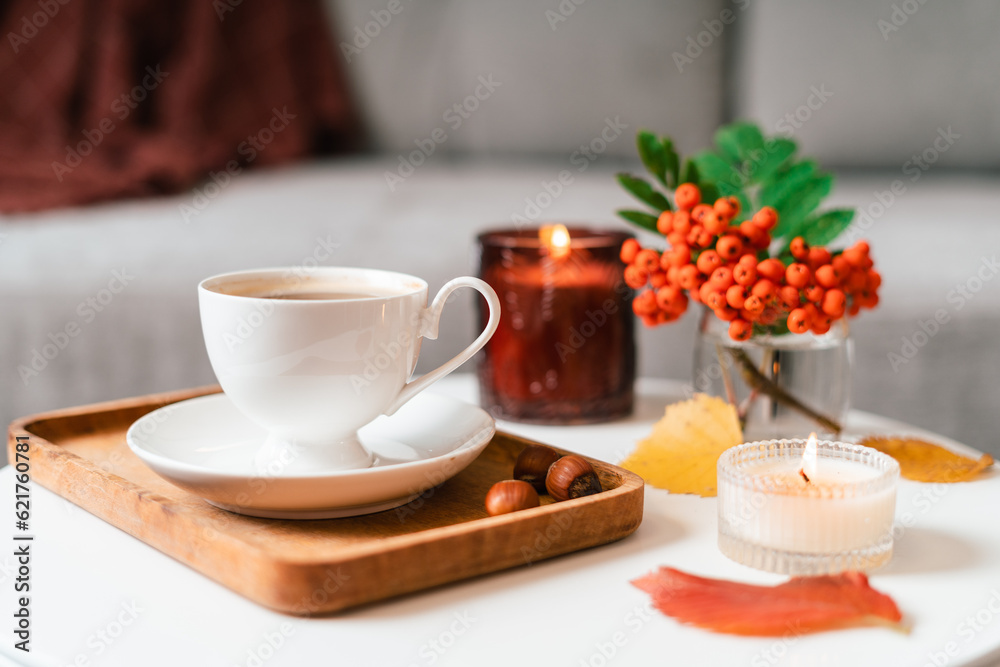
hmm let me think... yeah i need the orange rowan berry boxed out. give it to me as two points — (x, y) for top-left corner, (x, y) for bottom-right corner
(687, 225), (713, 249)
(821, 288), (846, 317)
(659, 251), (673, 272)
(706, 289), (728, 311)
(804, 285), (825, 304)
(751, 206), (778, 231)
(743, 294), (765, 316)
(633, 290), (658, 316)
(709, 265), (734, 290)
(699, 281), (719, 305)
(669, 245), (692, 268)
(714, 196), (740, 220)
(808, 246), (831, 267)
(832, 254), (851, 277)
(751, 279), (776, 301)
(759, 307), (780, 326)
(714, 305), (740, 322)
(790, 237), (810, 261)
(650, 271), (668, 289)
(787, 308), (810, 334)
(846, 270), (868, 292)
(667, 231), (686, 247)
(691, 203), (713, 223)
(867, 270), (882, 289)
(729, 318), (753, 341)
(740, 220), (767, 247)
(733, 261), (757, 287)
(624, 265), (648, 289)
(716, 235), (744, 262)
(726, 284), (749, 310)
(640, 314), (657, 327)
(672, 210), (693, 234)
(811, 316), (832, 335)
(675, 183), (701, 210)
(677, 265), (702, 290)
(656, 285), (683, 311)
(785, 263), (811, 288)
(757, 258), (786, 282)
(779, 285), (801, 310)
(848, 302), (861, 317)
(814, 264), (841, 289)
(702, 210), (728, 235)
(842, 247), (868, 268)
(666, 266), (680, 286)
(656, 210), (674, 234)
(696, 250), (723, 275)
(634, 248), (660, 272)
(620, 238), (640, 264)
(802, 303), (821, 323)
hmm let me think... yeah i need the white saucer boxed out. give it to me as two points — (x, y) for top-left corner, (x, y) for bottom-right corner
(125, 392), (495, 519)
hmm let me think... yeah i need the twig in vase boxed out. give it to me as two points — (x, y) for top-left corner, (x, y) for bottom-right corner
(727, 348), (842, 435)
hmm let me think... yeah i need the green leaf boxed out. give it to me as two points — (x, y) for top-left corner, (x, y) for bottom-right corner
(798, 209), (856, 247)
(662, 138), (680, 188)
(714, 122), (765, 164)
(617, 209), (659, 232)
(679, 158), (700, 186)
(616, 173), (671, 211)
(751, 138), (796, 184)
(760, 160), (817, 210)
(636, 131), (668, 187)
(773, 174), (833, 238)
(692, 151), (737, 185)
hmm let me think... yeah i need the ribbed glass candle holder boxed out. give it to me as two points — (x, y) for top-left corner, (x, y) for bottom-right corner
(717, 439), (899, 576)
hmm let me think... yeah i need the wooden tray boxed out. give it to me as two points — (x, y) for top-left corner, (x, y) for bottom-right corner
(7, 387), (644, 615)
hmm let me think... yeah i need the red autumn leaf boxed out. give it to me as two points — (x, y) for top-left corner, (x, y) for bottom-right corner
(632, 567), (902, 636)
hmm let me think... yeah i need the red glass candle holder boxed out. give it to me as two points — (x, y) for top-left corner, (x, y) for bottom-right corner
(476, 227), (636, 424)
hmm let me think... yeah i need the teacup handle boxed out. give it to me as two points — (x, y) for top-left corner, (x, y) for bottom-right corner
(384, 277), (501, 416)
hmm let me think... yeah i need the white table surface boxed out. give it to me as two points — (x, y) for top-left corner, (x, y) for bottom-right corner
(2, 375), (999, 667)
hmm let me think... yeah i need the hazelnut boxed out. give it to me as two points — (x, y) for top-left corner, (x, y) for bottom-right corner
(545, 455), (603, 501)
(485, 480), (540, 516)
(513, 444), (561, 492)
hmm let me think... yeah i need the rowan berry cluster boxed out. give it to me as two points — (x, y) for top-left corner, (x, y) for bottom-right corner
(620, 183), (880, 341)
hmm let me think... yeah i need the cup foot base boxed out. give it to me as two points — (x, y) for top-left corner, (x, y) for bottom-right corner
(254, 432), (374, 475)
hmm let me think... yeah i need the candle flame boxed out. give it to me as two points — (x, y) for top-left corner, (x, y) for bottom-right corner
(539, 224), (571, 260)
(802, 432), (819, 481)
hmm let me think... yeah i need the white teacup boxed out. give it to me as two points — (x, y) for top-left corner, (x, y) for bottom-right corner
(198, 267), (500, 474)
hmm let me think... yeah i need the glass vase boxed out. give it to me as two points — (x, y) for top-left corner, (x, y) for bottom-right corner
(692, 307), (853, 441)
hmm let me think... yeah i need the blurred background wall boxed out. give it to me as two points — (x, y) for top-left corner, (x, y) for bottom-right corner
(2, 0), (998, 458)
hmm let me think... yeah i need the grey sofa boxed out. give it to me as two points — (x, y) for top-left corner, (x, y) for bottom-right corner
(2, 0), (999, 458)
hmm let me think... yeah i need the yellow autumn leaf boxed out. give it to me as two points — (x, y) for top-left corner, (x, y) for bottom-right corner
(859, 436), (994, 483)
(621, 394), (742, 497)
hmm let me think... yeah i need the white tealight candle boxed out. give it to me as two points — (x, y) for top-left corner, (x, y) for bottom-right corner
(717, 436), (900, 575)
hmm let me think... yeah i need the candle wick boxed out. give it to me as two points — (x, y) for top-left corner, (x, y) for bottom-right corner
(799, 468), (810, 484)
